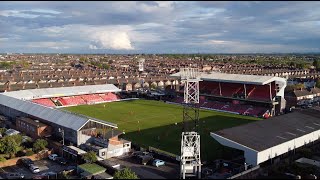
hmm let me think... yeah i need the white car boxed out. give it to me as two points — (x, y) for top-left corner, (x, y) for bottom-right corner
(48, 154), (58, 161)
(29, 165), (40, 173)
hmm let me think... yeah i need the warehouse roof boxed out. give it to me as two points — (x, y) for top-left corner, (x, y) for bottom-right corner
(211, 108), (320, 151)
(1, 84), (121, 100)
(0, 94), (117, 131)
(171, 71), (286, 85)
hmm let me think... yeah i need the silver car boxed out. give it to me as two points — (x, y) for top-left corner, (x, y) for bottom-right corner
(29, 165), (40, 173)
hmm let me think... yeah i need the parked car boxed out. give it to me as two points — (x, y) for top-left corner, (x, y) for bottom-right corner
(140, 155), (154, 165)
(18, 158), (34, 167)
(4, 172), (25, 179)
(55, 157), (68, 165)
(48, 154), (58, 161)
(64, 166), (77, 174)
(132, 151), (153, 159)
(29, 165), (40, 173)
(152, 159), (165, 167)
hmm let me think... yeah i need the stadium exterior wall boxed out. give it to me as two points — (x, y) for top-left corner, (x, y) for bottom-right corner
(257, 129), (320, 165)
(211, 129), (320, 166)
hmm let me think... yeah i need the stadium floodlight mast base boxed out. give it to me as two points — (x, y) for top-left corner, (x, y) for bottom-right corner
(179, 68), (202, 179)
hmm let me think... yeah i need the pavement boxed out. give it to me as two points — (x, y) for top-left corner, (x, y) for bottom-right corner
(109, 155), (179, 179)
(0, 159), (68, 179)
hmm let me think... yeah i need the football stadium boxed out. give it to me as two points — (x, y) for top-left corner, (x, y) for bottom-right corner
(0, 71), (294, 163)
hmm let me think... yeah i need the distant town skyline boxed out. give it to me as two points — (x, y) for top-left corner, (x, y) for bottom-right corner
(1, 1), (320, 54)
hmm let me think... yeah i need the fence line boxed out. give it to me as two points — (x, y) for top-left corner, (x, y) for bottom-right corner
(227, 165), (260, 179)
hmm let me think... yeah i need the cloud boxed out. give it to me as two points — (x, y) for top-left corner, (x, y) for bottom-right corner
(90, 31), (134, 50)
(1, 1), (320, 53)
(0, 9), (61, 18)
(25, 41), (71, 49)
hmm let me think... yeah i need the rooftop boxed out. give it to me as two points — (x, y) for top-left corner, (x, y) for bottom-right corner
(78, 163), (106, 175)
(0, 94), (117, 131)
(17, 117), (47, 127)
(171, 71), (286, 85)
(212, 108), (320, 152)
(1, 84), (121, 100)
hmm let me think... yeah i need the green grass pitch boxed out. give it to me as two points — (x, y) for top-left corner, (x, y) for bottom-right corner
(64, 99), (260, 161)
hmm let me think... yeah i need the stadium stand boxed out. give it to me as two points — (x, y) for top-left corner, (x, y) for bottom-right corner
(31, 92), (122, 107)
(81, 94), (104, 104)
(58, 96), (87, 106)
(169, 97), (270, 118)
(32, 98), (56, 107)
(99, 92), (120, 101)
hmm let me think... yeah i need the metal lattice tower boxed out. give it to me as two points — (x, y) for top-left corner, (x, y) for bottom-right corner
(180, 68), (202, 179)
(138, 58), (145, 72)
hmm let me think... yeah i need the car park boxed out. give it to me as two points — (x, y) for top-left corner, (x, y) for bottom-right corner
(48, 154), (58, 161)
(140, 155), (154, 165)
(152, 159), (165, 167)
(29, 165), (40, 173)
(55, 157), (68, 165)
(4, 172), (25, 179)
(18, 158), (34, 167)
(132, 151), (153, 159)
(64, 165), (77, 174)
(41, 171), (57, 178)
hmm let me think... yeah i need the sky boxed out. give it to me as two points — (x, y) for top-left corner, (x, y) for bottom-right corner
(0, 1), (320, 54)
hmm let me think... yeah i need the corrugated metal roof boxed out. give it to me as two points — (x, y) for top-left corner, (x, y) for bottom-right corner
(0, 94), (117, 131)
(171, 71), (286, 85)
(212, 108), (320, 151)
(1, 84), (121, 100)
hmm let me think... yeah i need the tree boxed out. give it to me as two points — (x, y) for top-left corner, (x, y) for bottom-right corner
(0, 128), (6, 136)
(295, 83), (305, 90)
(0, 136), (22, 158)
(313, 60), (320, 70)
(102, 63), (110, 70)
(289, 61), (295, 67)
(33, 139), (48, 153)
(316, 79), (320, 89)
(82, 151), (97, 163)
(10, 134), (22, 145)
(113, 168), (139, 179)
(296, 62), (307, 69)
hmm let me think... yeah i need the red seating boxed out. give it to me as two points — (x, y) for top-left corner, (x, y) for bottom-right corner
(220, 83), (242, 97)
(81, 94), (104, 103)
(200, 80), (278, 102)
(99, 93), (120, 101)
(200, 82), (220, 95)
(58, 96), (86, 106)
(247, 85), (272, 101)
(32, 98), (56, 107)
(170, 97), (269, 117)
